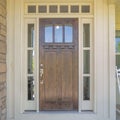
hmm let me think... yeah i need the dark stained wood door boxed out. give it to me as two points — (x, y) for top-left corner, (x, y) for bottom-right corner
(39, 18), (78, 111)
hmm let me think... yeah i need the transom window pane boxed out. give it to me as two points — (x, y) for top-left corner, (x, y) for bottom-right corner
(71, 5), (79, 13)
(65, 24), (73, 43)
(60, 5), (68, 13)
(28, 5), (36, 13)
(49, 5), (58, 13)
(45, 25), (53, 43)
(55, 25), (63, 43)
(38, 5), (47, 13)
(28, 24), (34, 47)
(81, 5), (90, 13)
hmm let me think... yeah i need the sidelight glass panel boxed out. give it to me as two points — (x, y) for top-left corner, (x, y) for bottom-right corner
(55, 25), (63, 43)
(83, 77), (90, 100)
(83, 24), (90, 47)
(28, 50), (34, 74)
(116, 55), (120, 69)
(116, 30), (120, 53)
(28, 24), (34, 47)
(65, 24), (73, 43)
(45, 25), (53, 43)
(28, 76), (35, 100)
(83, 50), (90, 74)
(116, 30), (120, 69)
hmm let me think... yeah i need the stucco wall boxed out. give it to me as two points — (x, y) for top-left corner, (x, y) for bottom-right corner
(0, 0), (7, 120)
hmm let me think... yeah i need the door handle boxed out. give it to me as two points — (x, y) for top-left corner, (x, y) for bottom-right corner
(40, 64), (44, 84)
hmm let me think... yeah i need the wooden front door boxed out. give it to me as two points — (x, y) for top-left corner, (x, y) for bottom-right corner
(39, 18), (78, 111)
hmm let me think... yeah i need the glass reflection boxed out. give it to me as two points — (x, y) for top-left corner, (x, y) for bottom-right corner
(83, 50), (90, 74)
(28, 24), (34, 47)
(65, 25), (73, 43)
(55, 25), (63, 43)
(83, 77), (90, 100)
(28, 50), (34, 74)
(45, 25), (53, 43)
(28, 76), (35, 100)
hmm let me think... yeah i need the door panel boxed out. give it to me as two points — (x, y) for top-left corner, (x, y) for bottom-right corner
(39, 18), (78, 111)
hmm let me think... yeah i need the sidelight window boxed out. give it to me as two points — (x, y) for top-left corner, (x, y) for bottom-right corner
(82, 19), (93, 111)
(27, 24), (35, 101)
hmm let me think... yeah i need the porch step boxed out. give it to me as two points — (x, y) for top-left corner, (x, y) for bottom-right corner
(116, 104), (120, 114)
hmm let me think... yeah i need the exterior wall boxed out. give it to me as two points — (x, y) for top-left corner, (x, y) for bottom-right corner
(0, 0), (7, 120)
(7, 0), (116, 120)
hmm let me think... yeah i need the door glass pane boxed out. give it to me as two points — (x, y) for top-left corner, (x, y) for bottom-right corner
(28, 24), (34, 47)
(83, 50), (90, 74)
(83, 77), (90, 100)
(83, 24), (90, 47)
(55, 25), (63, 43)
(65, 24), (73, 43)
(45, 25), (53, 43)
(28, 50), (34, 74)
(28, 76), (35, 100)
